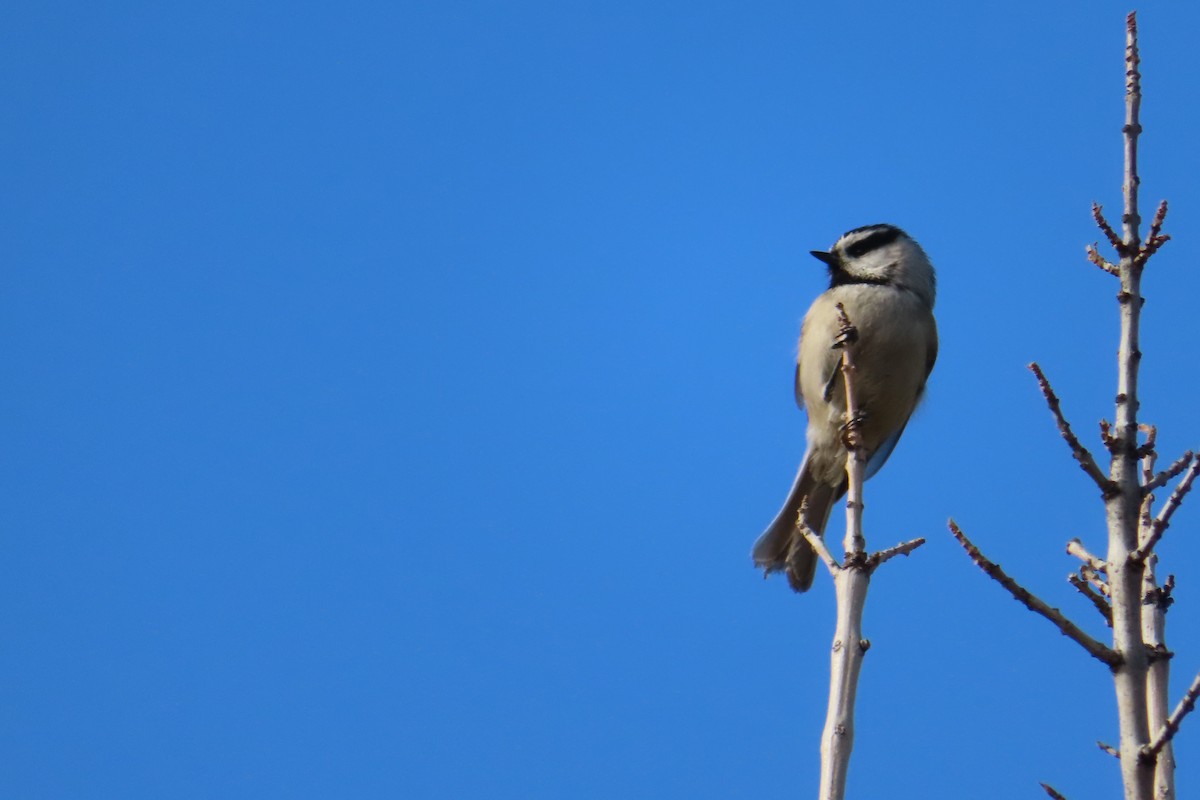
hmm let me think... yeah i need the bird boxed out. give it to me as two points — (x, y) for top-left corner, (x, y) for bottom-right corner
(752, 224), (938, 592)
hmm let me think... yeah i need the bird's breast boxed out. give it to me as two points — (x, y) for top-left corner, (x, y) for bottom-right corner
(798, 285), (935, 454)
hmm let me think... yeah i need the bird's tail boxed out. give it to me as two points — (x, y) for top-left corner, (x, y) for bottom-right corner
(751, 459), (844, 592)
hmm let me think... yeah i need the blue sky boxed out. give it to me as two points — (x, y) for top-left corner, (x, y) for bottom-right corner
(4, 2), (1200, 798)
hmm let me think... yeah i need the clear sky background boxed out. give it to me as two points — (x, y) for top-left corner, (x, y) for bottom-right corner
(4, 2), (1200, 798)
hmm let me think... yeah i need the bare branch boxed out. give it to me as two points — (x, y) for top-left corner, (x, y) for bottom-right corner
(1137, 200), (1171, 265)
(1040, 783), (1069, 800)
(1142, 671), (1200, 762)
(1067, 538), (1107, 573)
(1029, 363), (1117, 495)
(815, 302), (896, 800)
(1136, 423), (1157, 459)
(948, 520), (1119, 668)
(1133, 458), (1200, 561)
(1138, 439), (1158, 531)
(1099, 741), (1121, 760)
(1146, 644), (1172, 665)
(1087, 243), (1120, 276)
(1147, 199), (1168, 241)
(796, 508), (841, 576)
(1100, 418), (1120, 453)
(1110, 13), (1160, 797)
(1068, 572), (1113, 626)
(1082, 565), (1111, 597)
(1143, 450), (1194, 494)
(1120, 10), (1143, 252)
(869, 537), (926, 569)
(1142, 552), (1176, 800)
(1140, 494), (1155, 535)
(1149, 574), (1176, 611)
(833, 302), (867, 557)
(1144, 234), (1171, 259)
(1092, 202), (1127, 256)
(1152, 457), (1200, 530)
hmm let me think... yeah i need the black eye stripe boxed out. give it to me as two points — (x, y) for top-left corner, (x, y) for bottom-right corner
(842, 227), (901, 258)
(829, 270), (892, 289)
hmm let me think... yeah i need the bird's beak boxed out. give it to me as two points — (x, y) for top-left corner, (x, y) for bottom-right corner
(810, 250), (839, 267)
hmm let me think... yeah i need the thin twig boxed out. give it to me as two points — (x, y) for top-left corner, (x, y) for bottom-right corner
(1136, 423), (1158, 459)
(1087, 243), (1120, 276)
(1099, 741), (1121, 760)
(1082, 565), (1111, 597)
(1029, 363), (1117, 495)
(948, 520), (1119, 667)
(1141, 671), (1200, 761)
(869, 538), (926, 569)
(1147, 199), (1168, 242)
(1133, 458), (1200, 561)
(1137, 200), (1171, 266)
(1138, 442), (1158, 532)
(1143, 451), (1194, 494)
(1040, 783), (1069, 800)
(1101, 418), (1120, 453)
(1067, 538), (1107, 573)
(1093, 203), (1127, 256)
(1153, 457), (1200, 530)
(1152, 574), (1176, 610)
(1068, 572), (1113, 626)
(833, 302), (866, 556)
(796, 510), (841, 575)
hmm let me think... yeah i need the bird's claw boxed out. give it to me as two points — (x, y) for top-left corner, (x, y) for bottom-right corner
(840, 412), (866, 449)
(832, 324), (859, 349)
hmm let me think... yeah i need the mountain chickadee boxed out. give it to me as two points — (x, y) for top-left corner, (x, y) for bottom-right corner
(752, 224), (938, 592)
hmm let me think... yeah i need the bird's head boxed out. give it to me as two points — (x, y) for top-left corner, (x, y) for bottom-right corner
(811, 224), (936, 308)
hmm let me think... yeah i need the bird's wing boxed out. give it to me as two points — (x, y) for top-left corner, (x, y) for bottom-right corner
(821, 361), (841, 403)
(868, 315), (936, 480)
(795, 357), (843, 408)
(865, 424), (905, 480)
(924, 322), (939, 378)
(912, 313), (939, 405)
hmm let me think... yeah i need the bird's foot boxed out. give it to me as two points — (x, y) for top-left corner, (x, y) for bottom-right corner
(832, 318), (858, 349)
(840, 412), (867, 449)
